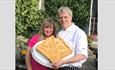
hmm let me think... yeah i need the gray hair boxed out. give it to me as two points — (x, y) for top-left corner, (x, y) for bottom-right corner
(58, 6), (73, 17)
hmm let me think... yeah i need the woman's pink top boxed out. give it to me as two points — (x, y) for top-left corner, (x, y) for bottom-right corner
(27, 34), (50, 70)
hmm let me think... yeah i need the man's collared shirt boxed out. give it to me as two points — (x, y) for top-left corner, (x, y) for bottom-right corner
(57, 23), (88, 67)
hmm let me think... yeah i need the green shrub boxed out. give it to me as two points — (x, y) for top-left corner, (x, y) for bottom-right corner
(16, 0), (91, 38)
(16, 0), (47, 38)
(45, 0), (91, 29)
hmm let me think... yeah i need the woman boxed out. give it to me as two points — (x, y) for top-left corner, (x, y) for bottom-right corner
(26, 18), (56, 70)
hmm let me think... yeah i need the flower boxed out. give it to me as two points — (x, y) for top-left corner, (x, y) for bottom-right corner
(21, 50), (27, 55)
(16, 35), (28, 65)
(87, 34), (98, 46)
(90, 35), (97, 41)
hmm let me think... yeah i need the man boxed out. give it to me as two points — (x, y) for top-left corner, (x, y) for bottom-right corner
(53, 6), (88, 70)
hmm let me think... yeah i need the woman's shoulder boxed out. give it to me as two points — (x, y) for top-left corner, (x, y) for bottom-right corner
(32, 34), (41, 38)
(27, 34), (41, 47)
(29, 34), (41, 41)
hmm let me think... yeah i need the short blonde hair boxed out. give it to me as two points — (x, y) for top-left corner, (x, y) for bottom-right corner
(58, 6), (73, 17)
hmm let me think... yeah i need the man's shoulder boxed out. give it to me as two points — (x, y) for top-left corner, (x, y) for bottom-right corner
(57, 30), (63, 35)
(73, 24), (87, 36)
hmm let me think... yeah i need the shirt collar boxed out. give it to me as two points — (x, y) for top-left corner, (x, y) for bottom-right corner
(62, 22), (75, 32)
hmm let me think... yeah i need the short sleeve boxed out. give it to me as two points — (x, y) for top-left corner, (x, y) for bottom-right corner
(27, 34), (40, 48)
(75, 31), (88, 58)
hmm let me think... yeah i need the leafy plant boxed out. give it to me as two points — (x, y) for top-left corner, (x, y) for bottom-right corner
(16, 36), (28, 64)
(45, 0), (91, 29)
(16, 0), (91, 38)
(87, 34), (98, 46)
(16, 0), (47, 38)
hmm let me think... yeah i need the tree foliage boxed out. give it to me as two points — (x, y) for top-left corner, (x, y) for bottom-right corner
(16, 0), (91, 38)
(45, 0), (91, 28)
(16, 0), (47, 38)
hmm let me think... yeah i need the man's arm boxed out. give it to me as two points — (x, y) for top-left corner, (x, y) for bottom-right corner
(52, 54), (86, 69)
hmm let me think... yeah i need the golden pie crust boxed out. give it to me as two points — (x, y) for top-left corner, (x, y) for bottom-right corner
(36, 35), (72, 63)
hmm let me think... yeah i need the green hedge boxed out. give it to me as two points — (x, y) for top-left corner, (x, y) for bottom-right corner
(45, 0), (91, 28)
(16, 0), (91, 38)
(16, 0), (47, 38)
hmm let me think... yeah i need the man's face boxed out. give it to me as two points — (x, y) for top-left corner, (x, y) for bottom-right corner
(58, 11), (72, 29)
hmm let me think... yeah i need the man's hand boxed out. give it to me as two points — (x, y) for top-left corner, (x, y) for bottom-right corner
(52, 54), (86, 69)
(52, 60), (65, 69)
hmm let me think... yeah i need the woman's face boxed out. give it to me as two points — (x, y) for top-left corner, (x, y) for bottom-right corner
(43, 24), (54, 37)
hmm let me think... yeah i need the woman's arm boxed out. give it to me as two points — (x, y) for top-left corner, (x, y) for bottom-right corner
(25, 47), (32, 70)
(25, 34), (40, 70)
